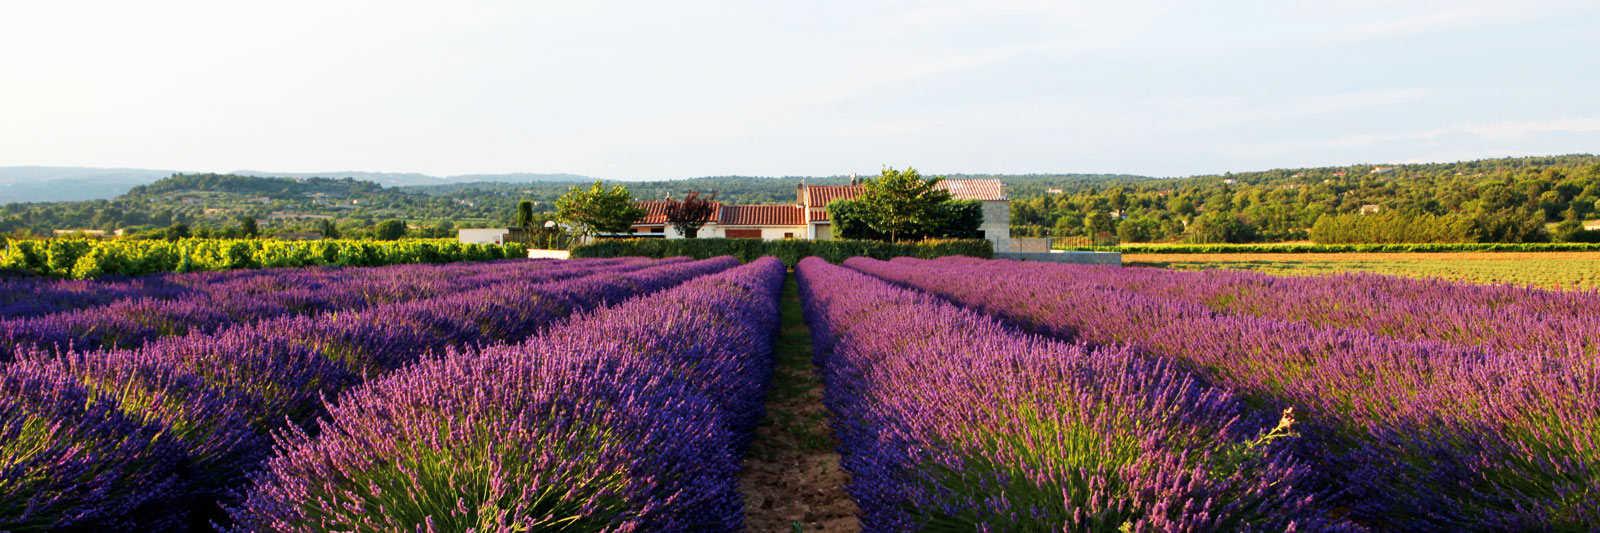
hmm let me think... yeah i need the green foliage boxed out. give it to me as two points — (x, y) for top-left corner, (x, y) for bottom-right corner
(848, 167), (959, 242)
(0, 238), (523, 278)
(1185, 212), (1258, 244)
(832, 168), (982, 242)
(1116, 216), (1161, 243)
(928, 200), (984, 239)
(514, 200), (535, 232)
(554, 182), (645, 238)
(570, 238), (992, 266)
(1310, 212), (1474, 244)
(126, 174), (383, 197)
(828, 200), (884, 241)
(238, 215), (259, 238)
(1012, 154), (1600, 244)
(317, 219), (339, 239)
(373, 220), (407, 241)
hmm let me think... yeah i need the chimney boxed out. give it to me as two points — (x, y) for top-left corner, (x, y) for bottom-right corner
(849, 173), (858, 186)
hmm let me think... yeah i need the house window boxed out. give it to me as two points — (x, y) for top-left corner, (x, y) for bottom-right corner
(783, 232), (795, 239)
(650, 227), (664, 233)
(725, 229), (761, 239)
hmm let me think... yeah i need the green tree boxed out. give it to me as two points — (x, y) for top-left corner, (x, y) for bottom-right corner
(515, 200), (536, 232)
(1084, 211), (1116, 243)
(830, 199), (885, 240)
(318, 219), (340, 239)
(166, 223), (191, 241)
(856, 166), (954, 242)
(554, 181), (645, 240)
(663, 191), (717, 238)
(374, 219), (407, 240)
(238, 215), (259, 238)
(1186, 212), (1259, 243)
(1116, 216), (1161, 243)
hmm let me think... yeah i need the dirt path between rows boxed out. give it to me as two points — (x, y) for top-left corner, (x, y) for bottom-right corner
(739, 274), (860, 532)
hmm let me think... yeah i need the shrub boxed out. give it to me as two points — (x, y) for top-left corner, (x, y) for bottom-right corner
(570, 238), (992, 266)
(0, 238), (525, 279)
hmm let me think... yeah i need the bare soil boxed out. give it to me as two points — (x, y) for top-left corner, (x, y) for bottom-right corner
(739, 275), (860, 532)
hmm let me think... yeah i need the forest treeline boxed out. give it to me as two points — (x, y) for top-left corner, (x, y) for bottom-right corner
(1015, 154), (1600, 244)
(4, 155), (1600, 244)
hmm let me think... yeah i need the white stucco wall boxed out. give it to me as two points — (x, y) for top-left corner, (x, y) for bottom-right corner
(714, 226), (807, 240)
(458, 228), (510, 245)
(980, 200), (1012, 252)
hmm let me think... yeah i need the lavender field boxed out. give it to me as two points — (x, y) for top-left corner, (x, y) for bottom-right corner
(3, 253), (1596, 531)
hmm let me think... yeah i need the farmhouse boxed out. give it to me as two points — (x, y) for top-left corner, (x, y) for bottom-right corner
(630, 179), (1013, 251)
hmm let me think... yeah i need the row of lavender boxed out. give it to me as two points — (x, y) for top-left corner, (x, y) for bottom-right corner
(0, 258), (544, 320)
(796, 258), (1341, 531)
(0, 258), (636, 360)
(0, 256), (739, 531)
(1, 268), (270, 318)
(844, 256), (1598, 530)
(231, 258), (786, 531)
(1063, 263), (1600, 361)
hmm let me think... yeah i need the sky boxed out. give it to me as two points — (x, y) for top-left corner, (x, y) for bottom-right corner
(3, 0), (1598, 180)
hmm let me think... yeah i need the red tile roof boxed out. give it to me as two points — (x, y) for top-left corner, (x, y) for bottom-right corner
(635, 199), (720, 225)
(804, 185), (865, 207)
(634, 179), (1004, 228)
(718, 204), (804, 226)
(799, 179), (1006, 222)
(937, 179), (1007, 201)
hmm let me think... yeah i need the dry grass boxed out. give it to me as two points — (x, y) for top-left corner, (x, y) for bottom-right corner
(1126, 251), (1600, 290)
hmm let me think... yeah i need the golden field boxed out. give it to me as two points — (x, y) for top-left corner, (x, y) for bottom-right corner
(1125, 251), (1600, 290)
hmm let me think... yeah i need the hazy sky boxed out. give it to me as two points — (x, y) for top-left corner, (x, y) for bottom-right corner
(3, 1), (1598, 179)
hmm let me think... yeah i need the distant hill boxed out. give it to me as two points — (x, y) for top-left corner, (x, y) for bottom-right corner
(0, 167), (176, 203)
(231, 170), (593, 188)
(0, 167), (594, 204)
(127, 174), (385, 198)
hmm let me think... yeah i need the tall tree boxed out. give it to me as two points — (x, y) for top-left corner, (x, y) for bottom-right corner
(858, 166), (953, 242)
(318, 219), (340, 239)
(238, 215), (259, 238)
(663, 191), (717, 238)
(514, 200), (535, 230)
(374, 219), (407, 240)
(554, 181), (645, 240)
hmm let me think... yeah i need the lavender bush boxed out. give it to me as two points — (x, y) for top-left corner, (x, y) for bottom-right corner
(846, 256), (1599, 529)
(797, 258), (1336, 531)
(230, 257), (784, 532)
(0, 256), (736, 530)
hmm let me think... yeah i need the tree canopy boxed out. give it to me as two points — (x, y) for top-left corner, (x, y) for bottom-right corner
(554, 181), (645, 239)
(832, 167), (981, 242)
(663, 191), (717, 238)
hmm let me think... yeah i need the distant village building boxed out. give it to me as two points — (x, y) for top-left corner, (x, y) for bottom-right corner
(1359, 204), (1383, 215)
(457, 228), (528, 245)
(1370, 166), (1395, 175)
(52, 229), (108, 237)
(629, 179), (1013, 251)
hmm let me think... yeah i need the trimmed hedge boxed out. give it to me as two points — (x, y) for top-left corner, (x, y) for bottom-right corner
(1060, 242), (1600, 254)
(0, 238), (526, 279)
(570, 238), (992, 266)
